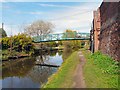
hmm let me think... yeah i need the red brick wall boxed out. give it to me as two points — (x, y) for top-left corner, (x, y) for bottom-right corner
(93, 8), (101, 52)
(99, 2), (120, 61)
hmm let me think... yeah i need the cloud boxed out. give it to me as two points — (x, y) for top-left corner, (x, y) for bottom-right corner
(0, 0), (6, 2)
(44, 2), (99, 20)
(29, 11), (43, 15)
(39, 3), (82, 9)
(39, 4), (68, 8)
(0, 23), (2, 28)
(44, 3), (99, 33)
(0, 0), (103, 2)
(2, 2), (101, 36)
(15, 11), (43, 15)
(51, 16), (92, 34)
(39, 3), (99, 10)
(2, 5), (11, 9)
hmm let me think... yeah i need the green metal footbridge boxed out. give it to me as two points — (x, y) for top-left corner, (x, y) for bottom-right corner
(32, 32), (90, 43)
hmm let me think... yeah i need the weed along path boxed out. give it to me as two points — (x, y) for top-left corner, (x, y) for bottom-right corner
(44, 50), (118, 88)
(73, 51), (86, 88)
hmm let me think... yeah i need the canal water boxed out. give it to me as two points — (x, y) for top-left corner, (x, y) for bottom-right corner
(1, 50), (63, 88)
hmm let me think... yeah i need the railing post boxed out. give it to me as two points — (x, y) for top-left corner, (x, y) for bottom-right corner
(66, 32), (67, 39)
(57, 34), (59, 40)
(42, 35), (45, 41)
(51, 34), (52, 41)
(74, 32), (76, 38)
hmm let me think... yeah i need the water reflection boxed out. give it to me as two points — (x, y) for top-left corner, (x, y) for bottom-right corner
(62, 47), (72, 60)
(1, 50), (63, 88)
(2, 58), (35, 79)
(26, 66), (57, 86)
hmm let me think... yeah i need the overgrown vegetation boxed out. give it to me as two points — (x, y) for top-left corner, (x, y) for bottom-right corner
(90, 51), (118, 74)
(43, 51), (80, 88)
(62, 30), (89, 50)
(1, 33), (34, 60)
(82, 50), (119, 88)
(1, 33), (34, 52)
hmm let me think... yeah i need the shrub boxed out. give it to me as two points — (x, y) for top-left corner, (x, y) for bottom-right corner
(91, 51), (119, 74)
(1, 33), (34, 53)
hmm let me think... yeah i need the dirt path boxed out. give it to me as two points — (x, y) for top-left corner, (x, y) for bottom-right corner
(72, 51), (86, 88)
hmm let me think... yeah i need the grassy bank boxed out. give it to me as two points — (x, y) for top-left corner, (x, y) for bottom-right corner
(44, 51), (80, 88)
(82, 50), (119, 88)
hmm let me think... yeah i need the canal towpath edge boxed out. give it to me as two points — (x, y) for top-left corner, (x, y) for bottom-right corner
(72, 51), (86, 88)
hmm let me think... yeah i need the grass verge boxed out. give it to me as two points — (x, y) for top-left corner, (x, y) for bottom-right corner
(82, 50), (119, 88)
(43, 51), (80, 88)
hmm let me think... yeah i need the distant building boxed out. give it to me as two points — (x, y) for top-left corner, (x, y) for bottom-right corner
(93, 8), (101, 52)
(90, 8), (101, 53)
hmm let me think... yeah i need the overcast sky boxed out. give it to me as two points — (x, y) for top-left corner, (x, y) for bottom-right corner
(0, 0), (103, 36)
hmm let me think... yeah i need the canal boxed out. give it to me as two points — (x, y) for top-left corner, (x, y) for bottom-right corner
(1, 50), (63, 88)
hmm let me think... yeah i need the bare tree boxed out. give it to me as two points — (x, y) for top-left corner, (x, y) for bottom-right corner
(24, 20), (54, 36)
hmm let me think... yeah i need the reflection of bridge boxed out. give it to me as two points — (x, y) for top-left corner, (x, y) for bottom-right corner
(36, 63), (60, 67)
(32, 32), (90, 43)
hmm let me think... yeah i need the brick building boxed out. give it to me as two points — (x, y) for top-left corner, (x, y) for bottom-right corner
(94, 8), (101, 52)
(90, 8), (101, 53)
(99, 2), (120, 61)
(90, 1), (120, 61)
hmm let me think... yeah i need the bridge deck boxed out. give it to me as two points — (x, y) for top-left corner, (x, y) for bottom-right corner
(33, 38), (90, 43)
(32, 32), (90, 42)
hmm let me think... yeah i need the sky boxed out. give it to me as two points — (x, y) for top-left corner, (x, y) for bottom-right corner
(0, 0), (103, 36)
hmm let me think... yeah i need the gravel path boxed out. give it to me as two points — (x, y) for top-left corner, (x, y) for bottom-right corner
(72, 51), (86, 88)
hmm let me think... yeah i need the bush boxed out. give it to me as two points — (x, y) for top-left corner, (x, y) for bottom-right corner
(1, 37), (10, 50)
(1, 33), (34, 53)
(91, 51), (119, 74)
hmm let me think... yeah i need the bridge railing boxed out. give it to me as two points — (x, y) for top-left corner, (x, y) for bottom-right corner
(32, 32), (90, 42)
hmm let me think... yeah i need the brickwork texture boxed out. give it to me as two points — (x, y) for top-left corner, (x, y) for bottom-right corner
(99, 2), (120, 61)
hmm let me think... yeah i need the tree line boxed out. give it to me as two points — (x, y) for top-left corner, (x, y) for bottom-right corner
(0, 20), (54, 53)
(1, 34), (34, 53)
(0, 20), (89, 54)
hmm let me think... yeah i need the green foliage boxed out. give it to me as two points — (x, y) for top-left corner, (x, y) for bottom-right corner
(1, 37), (10, 49)
(82, 50), (118, 88)
(62, 30), (82, 50)
(90, 51), (119, 74)
(1, 33), (34, 53)
(13, 33), (34, 53)
(0, 28), (7, 38)
(63, 29), (77, 38)
(58, 41), (62, 46)
(47, 42), (57, 47)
